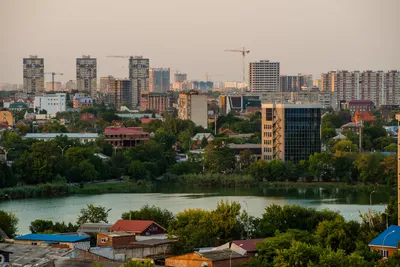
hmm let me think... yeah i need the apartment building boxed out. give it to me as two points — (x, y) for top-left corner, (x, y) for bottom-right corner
(110, 79), (132, 108)
(320, 70), (400, 106)
(261, 103), (322, 163)
(249, 60), (280, 93)
(129, 56), (149, 107)
(178, 91), (208, 128)
(76, 55), (97, 98)
(23, 55), (44, 93)
(140, 90), (171, 114)
(280, 74), (313, 92)
(149, 68), (170, 93)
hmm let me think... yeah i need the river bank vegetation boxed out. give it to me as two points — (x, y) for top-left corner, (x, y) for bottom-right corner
(1, 201), (400, 266)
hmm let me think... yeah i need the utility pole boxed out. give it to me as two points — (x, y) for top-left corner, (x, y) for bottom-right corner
(358, 120), (363, 153)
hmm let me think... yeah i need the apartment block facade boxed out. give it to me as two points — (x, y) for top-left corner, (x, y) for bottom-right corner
(140, 90), (171, 114)
(33, 93), (66, 115)
(178, 91), (208, 128)
(280, 74), (313, 92)
(249, 60), (280, 93)
(23, 55), (44, 93)
(129, 56), (149, 107)
(262, 103), (322, 163)
(320, 70), (400, 106)
(149, 68), (170, 93)
(76, 55), (97, 98)
(110, 79), (132, 108)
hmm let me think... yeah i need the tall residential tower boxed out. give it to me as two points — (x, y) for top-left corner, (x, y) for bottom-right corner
(23, 55), (44, 93)
(149, 68), (170, 93)
(76, 55), (97, 97)
(129, 56), (149, 107)
(249, 60), (280, 93)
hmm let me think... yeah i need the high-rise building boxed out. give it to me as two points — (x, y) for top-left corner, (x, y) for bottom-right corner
(110, 78), (132, 108)
(129, 56), (149, 107)
(261, 103), (322, 162)
(149, 68), (170, 93)
(45, 82), (62, 91)
(174, 72), (187, 83)
(249, 60), (280, 93)
(23, 55), (44, 93)
(178, 91), (208, 128)
(321, 70), (400, 106)
(66, 80), (77, 91)
(280, 74), (313, 92)
(76, 55), (97, 97)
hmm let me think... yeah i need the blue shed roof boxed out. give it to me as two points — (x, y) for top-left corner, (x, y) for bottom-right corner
(369, 225), (400, 248)
(15, 234), (89, 243)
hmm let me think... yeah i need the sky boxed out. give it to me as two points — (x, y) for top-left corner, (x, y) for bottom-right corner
(0, 0), (399, 85)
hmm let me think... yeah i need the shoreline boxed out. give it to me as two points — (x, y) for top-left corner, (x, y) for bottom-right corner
(0, 179), (391, 201)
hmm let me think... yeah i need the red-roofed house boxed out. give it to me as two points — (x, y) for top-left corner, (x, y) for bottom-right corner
(353, 109), (375, 123)
(345, 100), (374, 116)
(104, 127), (149, 148)
(140, 118), (156, 124)
(110, 220), (166, 236)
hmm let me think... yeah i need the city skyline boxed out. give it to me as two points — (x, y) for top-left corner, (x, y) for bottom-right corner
(1, 0), (399, 85)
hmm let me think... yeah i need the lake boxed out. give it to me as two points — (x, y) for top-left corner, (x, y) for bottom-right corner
(0, 185), (393, 234)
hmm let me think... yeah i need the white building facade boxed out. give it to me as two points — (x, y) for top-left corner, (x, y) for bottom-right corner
(34, 93), (66, 114)
(249, 60), (280, 93)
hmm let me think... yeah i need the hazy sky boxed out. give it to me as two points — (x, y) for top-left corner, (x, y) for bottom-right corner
(0, 0), (399, 84)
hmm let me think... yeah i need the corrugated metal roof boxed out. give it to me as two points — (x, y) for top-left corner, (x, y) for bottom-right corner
(14, 233), (90, 243)
(24, 133), (99, 138)
(369, 225), (400, 248)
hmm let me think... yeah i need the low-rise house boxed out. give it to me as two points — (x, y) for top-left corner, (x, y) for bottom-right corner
(369, 225), (400, 258)
(23, 133), (99, 143)
(104, 127), (150, 148)
(228, 144), (262, 161)
(97, 232), (136, 247)
(340, 122), (360, 133)
(353, 109), (375, 123)
(231, 239), (265, 257)
(192, 133), (215, 146)
(80, 112), (96, 122)
(345, 100), (374, 116)
(110, 220), (166, 236)
(13, 233), (91, 250)
(73, 93), (94, 109)
(165, 249), (247, 267)
(0, 110), (13, 126)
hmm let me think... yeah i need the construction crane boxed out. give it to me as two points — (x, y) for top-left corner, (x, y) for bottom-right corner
(205, 73), (223, 81)
(224, 47), (250, 86)
(44, 72), (63, 91)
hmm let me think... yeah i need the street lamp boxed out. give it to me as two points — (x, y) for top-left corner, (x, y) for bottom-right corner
(58, 145), (71, 158)
(370, 191), (375, 208)
(382, 230), (395, 258)
(230, 243), (243, 267)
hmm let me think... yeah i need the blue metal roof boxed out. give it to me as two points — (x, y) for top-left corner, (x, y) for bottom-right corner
(24, 133), (99, 139)
(369, 225), (400, 248)
(15, 234), (90, 243)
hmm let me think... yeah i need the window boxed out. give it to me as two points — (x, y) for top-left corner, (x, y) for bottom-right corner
(101, 238), (108, 243)
(266, 108), (273, 121)
(379, 250), (388, 258)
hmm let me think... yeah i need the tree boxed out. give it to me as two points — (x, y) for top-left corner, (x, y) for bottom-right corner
(211, 200), (241, 242)
(29, 219), (78, 233)
(248, 160), (270, 182)
(0, 163), (17, 188)
(384, 143), (397, 152)
(268, 160), (286, 181)
(376, 251), (400, 266)
(77, 204), (111, 225)
(203, 140), (236, 173)
(200, 136), (208, 148)
(331, 140), (358, 154)
(79, 160), (99, 182)
(354, 154), (384, 184)
(273, 241), (321, 267)
(121, 205), (174, 229)
(239, 150), (254, 170)
(0, 210), (18, 237)
(308, 152), (334, 181)
(372, 137), (395, 151)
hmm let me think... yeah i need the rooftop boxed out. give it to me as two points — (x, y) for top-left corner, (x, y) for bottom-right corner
(198, 249), (245, 261)
(0, 243), (73, 266)
(369, 225), (400, 248)
(104, 127), (148, 135)
(232, 239), (265, 252)
(54, 259), (122, 267)
(192, 133), (214, 141)
(111, 220), (165, 233)
(24, 133), (99, 139)
(14, 233), (90, 243)
(100, 231), (135, 237)
(116, 113), (162, 119)
(77, 223), (113, 233)
(348, 100), (374, 105)
(228, 144), (261, 149)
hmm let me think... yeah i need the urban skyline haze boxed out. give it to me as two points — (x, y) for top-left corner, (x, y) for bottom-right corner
(0, 0), (399, 84)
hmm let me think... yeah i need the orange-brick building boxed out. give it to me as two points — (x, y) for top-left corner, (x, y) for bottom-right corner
(110, 220), (166, 236)
(352, 109), (375, 123)
(97, 232), (136, 247)
(104, 127), (149, 148)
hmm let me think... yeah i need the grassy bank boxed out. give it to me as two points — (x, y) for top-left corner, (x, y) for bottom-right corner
(0, 183), (69, 199)
(68, 180), (152, 194)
